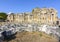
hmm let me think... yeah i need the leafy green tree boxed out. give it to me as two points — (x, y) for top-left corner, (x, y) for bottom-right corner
(0, 12), (7, 20)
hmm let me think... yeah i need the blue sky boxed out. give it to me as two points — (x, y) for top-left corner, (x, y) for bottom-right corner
(0, 0), (60, 18)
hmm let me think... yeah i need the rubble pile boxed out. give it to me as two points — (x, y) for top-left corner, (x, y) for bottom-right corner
(0, 23), (60, 41)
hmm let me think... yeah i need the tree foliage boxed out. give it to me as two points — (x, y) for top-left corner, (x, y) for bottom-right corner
(0, 12), (7, 20)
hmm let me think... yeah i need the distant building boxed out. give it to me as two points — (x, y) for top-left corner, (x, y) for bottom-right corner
(7, 7), (58, 26)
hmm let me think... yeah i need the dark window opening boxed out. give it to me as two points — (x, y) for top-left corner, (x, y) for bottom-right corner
(56, 21), (59, 25)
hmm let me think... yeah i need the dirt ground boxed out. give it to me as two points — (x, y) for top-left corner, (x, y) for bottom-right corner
(4, 31), (58, 42)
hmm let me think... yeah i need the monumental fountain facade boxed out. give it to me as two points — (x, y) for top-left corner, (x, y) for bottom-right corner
(7, 7), (58, 26)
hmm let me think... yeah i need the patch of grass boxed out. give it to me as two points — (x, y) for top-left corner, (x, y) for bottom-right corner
(39, 33), (42, 37)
